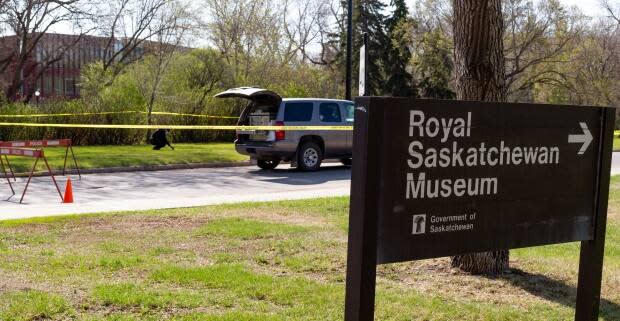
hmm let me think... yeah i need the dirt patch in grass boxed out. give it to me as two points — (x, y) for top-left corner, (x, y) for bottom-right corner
(373, 257), (573, 310)
(373, 250), (618, 314)
(609, 208), (620, 224)
(0, 271), (47, 293)
(69, 214), (210, 233)
(209, 208), (332, 228)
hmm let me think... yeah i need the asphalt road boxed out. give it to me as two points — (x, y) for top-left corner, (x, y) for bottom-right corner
(0, 164), (351, 220)
(2, 152), (620, 221)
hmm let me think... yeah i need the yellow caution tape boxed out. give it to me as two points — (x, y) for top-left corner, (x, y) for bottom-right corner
(0, 110), (237, 119)
(0, 122), (353, 131)
(150, 111), (237, 119)
(0, 120), (614, 134)
(0, 111), (137, 117)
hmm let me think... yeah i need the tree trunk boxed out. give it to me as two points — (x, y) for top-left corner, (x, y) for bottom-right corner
(451, 0), (509, 274)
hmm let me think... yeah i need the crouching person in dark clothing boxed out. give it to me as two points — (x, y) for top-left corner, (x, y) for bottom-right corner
(150, 129), (174, 150)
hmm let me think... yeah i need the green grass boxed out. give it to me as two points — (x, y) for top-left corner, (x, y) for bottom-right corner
(614, 137), (620, 151)
(3, 143), (246, 173)
(0, 290), (73, 321)
(92, 283), (203, 309)
(0, 189), (618, 319)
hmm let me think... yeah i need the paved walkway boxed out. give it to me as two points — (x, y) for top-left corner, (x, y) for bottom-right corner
(0, 164), (351, 220)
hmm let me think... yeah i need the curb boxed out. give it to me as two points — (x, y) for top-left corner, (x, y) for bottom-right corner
(7, 161), (253, 178)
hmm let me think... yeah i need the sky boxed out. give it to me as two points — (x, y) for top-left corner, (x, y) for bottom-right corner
(405, 0), (609, 17)
(555, 0), (608, 17)
(33, 0), (618, 38)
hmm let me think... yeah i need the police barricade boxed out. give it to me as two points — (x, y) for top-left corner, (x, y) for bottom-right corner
(0, 139), (81, 179)
(0, 152), (15, 197)
(0, 147), (64, 203)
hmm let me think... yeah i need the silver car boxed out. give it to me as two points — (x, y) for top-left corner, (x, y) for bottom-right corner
(215, 87), (354, 171)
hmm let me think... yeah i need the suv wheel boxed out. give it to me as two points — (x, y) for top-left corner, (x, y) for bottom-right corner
(257, 159), (280, 170)
(297, 142), (323, 171)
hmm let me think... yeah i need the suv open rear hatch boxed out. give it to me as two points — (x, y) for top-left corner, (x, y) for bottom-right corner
(215, 87), (282, 141)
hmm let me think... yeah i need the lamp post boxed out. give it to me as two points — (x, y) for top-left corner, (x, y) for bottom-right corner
(345, 0), (353, 101)
(34, 90), (40, 105)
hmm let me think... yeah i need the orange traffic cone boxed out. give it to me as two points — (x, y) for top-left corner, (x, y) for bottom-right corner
(63, 178), (74, 203)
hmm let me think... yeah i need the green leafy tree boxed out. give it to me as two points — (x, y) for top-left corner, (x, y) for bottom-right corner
(328, 0), (389, 96)
(169, 49), (234, 113)
(503, 0), (585, 102)
(414, 29), (455, 99)
(80, 62), (144, 111)
(384, 0), (418, 97)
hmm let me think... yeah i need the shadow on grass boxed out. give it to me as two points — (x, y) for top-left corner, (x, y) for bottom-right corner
(494, 268), (620, 321)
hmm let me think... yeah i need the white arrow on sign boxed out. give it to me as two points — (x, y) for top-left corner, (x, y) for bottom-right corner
(568, 122), (593, 155)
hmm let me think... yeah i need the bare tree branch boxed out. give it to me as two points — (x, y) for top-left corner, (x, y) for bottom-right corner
(600, 0), (620, 24)
(0, 0), (91, 100)
(503, 0), (586, 102)
(131, 0), (193, 136)
(95, 0), (178, 82)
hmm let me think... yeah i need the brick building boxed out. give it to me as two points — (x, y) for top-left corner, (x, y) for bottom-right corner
(0, 33), (145, 99)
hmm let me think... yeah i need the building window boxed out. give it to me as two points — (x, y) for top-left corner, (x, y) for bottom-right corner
(65, 78), (75, 95)
(135, 47), (144, 59)
(114, 40), (123, 55)
(35, 46), (42, 62)
(67, 49), (72, 68)
(43, 76), (52, 95)
(55, 75), (63, 94)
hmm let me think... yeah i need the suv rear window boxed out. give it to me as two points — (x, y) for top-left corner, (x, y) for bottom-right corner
(284, 102), (313, 122)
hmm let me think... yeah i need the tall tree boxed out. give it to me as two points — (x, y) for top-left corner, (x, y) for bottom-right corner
(384, 0), (417, 97)
(451, 0), (508, 274)
(321, 0), (349, 96)
(283, 0), (335, 65)
(355, 0), (388, 96)
(410, 0), (455, 98)
(204, 0), (289, 83)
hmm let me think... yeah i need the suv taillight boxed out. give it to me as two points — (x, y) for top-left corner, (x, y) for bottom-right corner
(275, 121), (285, 141)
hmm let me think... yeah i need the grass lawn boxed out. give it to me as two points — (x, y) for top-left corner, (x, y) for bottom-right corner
(0, 185), (619, 320)
(2, 143), (247, 173)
